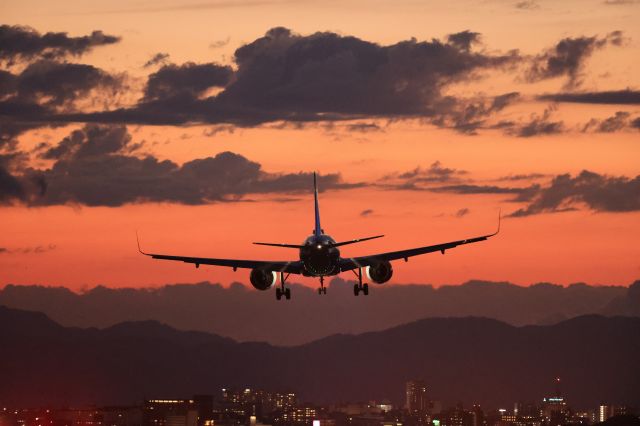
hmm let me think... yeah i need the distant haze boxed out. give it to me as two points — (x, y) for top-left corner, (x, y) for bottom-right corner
(1, 279), (638, 345)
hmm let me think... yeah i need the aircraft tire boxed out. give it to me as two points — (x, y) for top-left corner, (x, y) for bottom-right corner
(363, 283), (369, 296)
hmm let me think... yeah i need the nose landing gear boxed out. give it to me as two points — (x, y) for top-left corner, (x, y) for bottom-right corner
(352, 267), (369, 296)
(276, 272), (291, 300)
(317, 276), (327, 295)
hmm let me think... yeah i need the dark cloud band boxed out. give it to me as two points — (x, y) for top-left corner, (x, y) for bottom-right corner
(0, 25), (120, 65)
(0, 124), (355, 207)
(539, 89), (640, 105)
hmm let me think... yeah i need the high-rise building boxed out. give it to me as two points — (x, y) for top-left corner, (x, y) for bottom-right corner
(406, 380), (429, 413)
(598, 404), (628, 423)
(539, 377), (568, 425)
(143, 399), (197, 426)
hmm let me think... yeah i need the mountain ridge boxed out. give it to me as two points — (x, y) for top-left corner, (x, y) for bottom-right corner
(1, 305), (638, 409)
(1, 279), (637, 345)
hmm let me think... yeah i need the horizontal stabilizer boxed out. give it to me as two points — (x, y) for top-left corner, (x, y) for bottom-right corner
(329, 235), (384, 248)
(253, 242), (304, 249)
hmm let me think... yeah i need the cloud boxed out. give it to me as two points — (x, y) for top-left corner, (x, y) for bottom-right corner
(432, 183), (536, 196)
(143, 62), (233, 101)
(25, 27), (518, 129)
(0, 158), (27, 202)
(384, 161), (468, 188)
(498, 173), (547, 181)
(0, 58), (124, 148)
(381, 162), (543, 200)
(0, 60), (122, 108)
(0, 25), (119, 65)
(360, 209), (374, 217)
(511, 170), (640, 216)
(632, 117), (640, 129)
(582, 111), (633, 132)
(219, 27), (516, 118)
(526, 32), (624, 88)
(402, 161), (467, 182)
(143, 53), (170, 68)
(538, 89), (640, 105)
(446, 30), (481, 51)
(390, 167), (640, 217)
(515, 0), (539, 9)
(40, 124), (132, 159)
(210, 37), (231, 49)
(4, 26), (633, 139)
(1, 124), (355, 206)
(345, 122), (383, 132)
(444, 92), (520, 134)
(506, 107), (564, 137)
(455, 207), (470, 217)
(604, 0), (640, 4)
(0, 152), (45, 204)
(0, 244), (57, 254)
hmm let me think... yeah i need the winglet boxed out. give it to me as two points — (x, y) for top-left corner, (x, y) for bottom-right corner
(136, 231), (150, 255)
(491, 209), (501, 237)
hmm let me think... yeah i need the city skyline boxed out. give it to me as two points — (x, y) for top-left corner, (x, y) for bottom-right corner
(0, 380), (634, 426)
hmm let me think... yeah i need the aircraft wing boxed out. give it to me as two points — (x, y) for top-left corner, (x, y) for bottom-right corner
(339, 216), (500, 272)
(137, 237), (303, 273)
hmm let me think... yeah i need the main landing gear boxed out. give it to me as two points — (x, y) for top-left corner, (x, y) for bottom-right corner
(318, 276), (327, 295)
(276, 272), (291, 301)
(352, 268), (369, 296)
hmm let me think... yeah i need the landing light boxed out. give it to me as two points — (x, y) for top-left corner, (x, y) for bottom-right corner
(317, 244), (322, 249)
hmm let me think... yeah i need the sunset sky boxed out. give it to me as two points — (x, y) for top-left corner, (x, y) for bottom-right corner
(1, 0), (639, 290)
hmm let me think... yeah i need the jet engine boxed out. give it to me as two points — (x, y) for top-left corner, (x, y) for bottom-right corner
(250, 268), (277, 290)
(366, 261), (393, 284)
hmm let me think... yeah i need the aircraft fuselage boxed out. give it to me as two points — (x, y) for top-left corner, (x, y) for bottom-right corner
(300, 234), (341, 276)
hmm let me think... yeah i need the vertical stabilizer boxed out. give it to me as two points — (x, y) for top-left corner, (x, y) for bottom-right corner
(314, 172), (322, 236)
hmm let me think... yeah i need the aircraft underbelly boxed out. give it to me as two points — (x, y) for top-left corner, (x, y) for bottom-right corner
(303, 254), (338, 276)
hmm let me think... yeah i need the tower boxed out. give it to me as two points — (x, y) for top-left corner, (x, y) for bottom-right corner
(405, 380), (428, 413)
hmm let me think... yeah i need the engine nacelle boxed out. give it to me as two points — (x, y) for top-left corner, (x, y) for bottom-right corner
(249, 268), (277, 291)
(366, 261), (393, 284)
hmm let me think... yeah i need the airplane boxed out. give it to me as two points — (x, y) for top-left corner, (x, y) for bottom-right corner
(138, 172), (500, 300)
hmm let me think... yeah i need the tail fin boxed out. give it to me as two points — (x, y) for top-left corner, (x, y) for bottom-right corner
(314, 172), (322, 236)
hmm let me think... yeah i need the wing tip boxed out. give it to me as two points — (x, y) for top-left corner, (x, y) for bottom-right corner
(492, 209), (501, 237)
(136, 231), (150, 256)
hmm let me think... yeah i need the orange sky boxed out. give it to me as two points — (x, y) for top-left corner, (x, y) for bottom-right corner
(1, 0), (639, 290)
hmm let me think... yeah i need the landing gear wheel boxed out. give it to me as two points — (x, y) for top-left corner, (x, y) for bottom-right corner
(323, 287), (327, 294)
(276, 288), (282, 300)
(352, 267), (370, 297)
(318, 288), (322, 295)
(285, 288), (291, 300)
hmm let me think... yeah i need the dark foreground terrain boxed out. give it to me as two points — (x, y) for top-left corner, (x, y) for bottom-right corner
(0, 305), (638, 408)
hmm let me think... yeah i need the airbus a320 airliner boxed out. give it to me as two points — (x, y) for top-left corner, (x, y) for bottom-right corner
(138, 173), (500, 300)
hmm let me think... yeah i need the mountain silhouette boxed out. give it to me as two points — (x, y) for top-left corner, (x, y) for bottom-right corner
(0, 279), (636, 345)
(1, 305), (638, 409)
